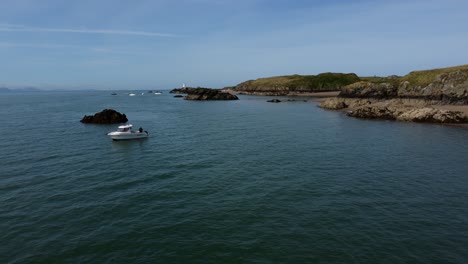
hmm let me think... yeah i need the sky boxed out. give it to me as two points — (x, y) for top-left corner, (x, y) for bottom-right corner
(0, 0), (468, 90)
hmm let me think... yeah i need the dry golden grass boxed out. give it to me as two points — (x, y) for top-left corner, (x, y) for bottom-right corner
(401, 64), (468, 87)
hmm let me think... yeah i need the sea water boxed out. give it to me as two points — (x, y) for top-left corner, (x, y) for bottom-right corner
(1, 91), (467, 263)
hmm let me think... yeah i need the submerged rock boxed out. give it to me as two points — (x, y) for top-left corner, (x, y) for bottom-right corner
(267, 99), (281, 103)
(80, 109), (128, 124)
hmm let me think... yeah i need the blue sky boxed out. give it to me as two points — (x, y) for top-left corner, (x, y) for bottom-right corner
(1, 0), (467, 90)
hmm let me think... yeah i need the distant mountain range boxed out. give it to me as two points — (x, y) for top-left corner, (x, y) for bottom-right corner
(0, 87), (42, 92)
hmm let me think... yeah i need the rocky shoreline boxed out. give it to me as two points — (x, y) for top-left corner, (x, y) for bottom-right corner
(316, 65), (468, 124)
(319, 98), (468, 123)
(167, 65), (468, 124)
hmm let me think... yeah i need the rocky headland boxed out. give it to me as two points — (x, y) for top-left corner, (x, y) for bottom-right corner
(319, 65), (468, 123)
(170, 87), (238, 100)
(229, 72), (360, 96)
(80, 109), (128, 124)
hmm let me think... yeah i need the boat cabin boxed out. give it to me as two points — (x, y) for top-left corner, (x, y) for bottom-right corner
(117, 124), (133, 132)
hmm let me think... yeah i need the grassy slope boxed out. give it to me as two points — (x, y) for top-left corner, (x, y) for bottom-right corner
(234, 73), (360, 92)
(400, 64), (468, 87)
(232, 64), (468, 92)
(361, 64), (468, 87)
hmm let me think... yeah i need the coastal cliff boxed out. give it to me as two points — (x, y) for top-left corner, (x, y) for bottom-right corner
(231, 72), (360, 96)
(319, 65), (468, 123)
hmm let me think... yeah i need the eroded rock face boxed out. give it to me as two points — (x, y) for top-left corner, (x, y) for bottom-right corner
(396, 108), (468, 123)
(347, 105), (397, 120)
(339, 69), (468, 104)
(80, 109), (128, 124)
(340, 82), (398, 98)
(320, 98), (468, 123)
(398, 70), (468, 103)
(319, 98), (374, 110)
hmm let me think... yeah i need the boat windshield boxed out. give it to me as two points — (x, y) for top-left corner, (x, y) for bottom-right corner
(118, 126), (132, 132)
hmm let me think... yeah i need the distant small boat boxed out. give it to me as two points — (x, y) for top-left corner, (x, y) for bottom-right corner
(154, 92), (162, 95)
(111, 92), (117, 95)
(107, 124), (149, 141)
(129, 93), (136, 96)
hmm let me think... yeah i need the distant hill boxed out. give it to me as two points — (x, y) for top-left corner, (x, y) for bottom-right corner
(0, 87), (42, 93)
(230, 73), (360, 95)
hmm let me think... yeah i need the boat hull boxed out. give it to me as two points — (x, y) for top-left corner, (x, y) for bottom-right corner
(107, 131), (149, 141)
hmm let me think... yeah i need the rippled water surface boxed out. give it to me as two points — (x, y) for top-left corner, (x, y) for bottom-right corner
(1, 91), (467, 263)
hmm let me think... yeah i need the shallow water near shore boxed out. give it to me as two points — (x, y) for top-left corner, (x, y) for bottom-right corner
(1, 91), (467, 263)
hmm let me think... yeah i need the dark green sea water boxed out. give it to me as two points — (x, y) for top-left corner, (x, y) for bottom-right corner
(1, 91), (467, 263)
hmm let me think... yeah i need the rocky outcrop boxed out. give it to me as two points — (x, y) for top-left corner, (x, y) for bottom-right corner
(80, 109), (128, 124)
(319, 98), (376, 110)
(398, 70), (468, 103)
(347, 105), (467, 123)
(320, 98), (468, 123)
(170, 87), (191, 94)
(319, 98), (348, 109)
(318, 66), (468, 123)
(339, 66), (468, 104)
(175, 88), (238, 100)
(396, 108), (468, 123)
(340, 82), (398, 98)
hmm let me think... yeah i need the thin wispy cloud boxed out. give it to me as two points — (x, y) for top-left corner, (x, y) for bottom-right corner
(0, 41), (81, 49)
(0, 41), (156, 57)
(0, 24), (179, 37)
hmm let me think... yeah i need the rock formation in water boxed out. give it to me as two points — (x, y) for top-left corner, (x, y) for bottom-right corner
(80, 109), (128, 124)
(170, 87), (238, 100)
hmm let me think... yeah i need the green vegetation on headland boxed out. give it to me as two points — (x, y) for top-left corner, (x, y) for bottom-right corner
(230, 64), (468, 104)
(400, 64), (468, 88)
(232, 73), (360, 95)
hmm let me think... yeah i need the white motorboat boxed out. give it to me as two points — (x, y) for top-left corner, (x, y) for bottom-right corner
(107, 124), (149, 141)
(129, 93), (136, 96)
